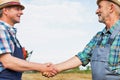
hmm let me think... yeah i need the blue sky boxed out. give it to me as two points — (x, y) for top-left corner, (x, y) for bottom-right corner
(15, 0), (105, 64)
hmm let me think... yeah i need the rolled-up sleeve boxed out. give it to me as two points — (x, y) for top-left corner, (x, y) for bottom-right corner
(76, 52), (90, 66)
(76, 32), (101, 66)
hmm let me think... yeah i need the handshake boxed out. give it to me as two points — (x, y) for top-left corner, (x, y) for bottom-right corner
(41, 63), (61, 78)
(39, 56), (81, 77)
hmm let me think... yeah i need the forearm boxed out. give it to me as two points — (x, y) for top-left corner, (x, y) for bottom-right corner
(0, 53), (49, 72)
(4, 56), (43, 72)
(55, 56), (82, 72)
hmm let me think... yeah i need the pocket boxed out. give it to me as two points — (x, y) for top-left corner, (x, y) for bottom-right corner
(91, 47), (109, 62)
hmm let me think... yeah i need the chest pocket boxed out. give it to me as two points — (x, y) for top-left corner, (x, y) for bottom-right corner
(91, 44), (110, 62)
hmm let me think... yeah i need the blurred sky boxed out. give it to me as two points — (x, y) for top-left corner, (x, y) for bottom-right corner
(15, 0), (104, 64)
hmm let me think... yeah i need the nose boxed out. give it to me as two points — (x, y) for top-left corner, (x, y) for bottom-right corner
(19, 10), (23, 15)
(96, 8), (99, 14)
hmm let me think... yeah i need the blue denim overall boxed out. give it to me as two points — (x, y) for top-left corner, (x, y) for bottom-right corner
(91, 28), (120, 80)
(0, 32), (24, 80)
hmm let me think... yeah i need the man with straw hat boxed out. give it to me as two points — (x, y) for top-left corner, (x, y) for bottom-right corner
(0, 0), (57, 80)
(43, 0), (120, 80)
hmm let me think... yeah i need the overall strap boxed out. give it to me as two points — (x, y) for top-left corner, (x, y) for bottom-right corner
(97, 26), (120, 46)
(108, 26), (120, 45)
(8, 31), (22, 48)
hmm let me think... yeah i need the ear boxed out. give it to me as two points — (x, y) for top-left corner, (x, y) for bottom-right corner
(109, 3), (115, 13)
(2, 8), (10, 16)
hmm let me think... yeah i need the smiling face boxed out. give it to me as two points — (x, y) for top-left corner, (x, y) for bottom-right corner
(96, 1), (111, 23)
(2, 5), (23, 26)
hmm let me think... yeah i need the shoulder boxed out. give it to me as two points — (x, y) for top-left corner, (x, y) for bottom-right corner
(0, 25), (10, 39)
(96, 31), (102, 35)
(93, 31), (102, 38)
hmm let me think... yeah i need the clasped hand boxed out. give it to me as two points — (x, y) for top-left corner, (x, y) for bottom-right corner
(42, 63), (59, 78)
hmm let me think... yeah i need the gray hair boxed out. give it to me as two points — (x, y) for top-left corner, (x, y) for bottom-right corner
(109, 2), (120, 17)
(108, 2), (120, 18)
(114, 4), (120, 17)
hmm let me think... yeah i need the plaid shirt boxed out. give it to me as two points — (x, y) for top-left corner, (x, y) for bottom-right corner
(77, 20), (120, 74)
(0, 21), (20, 71)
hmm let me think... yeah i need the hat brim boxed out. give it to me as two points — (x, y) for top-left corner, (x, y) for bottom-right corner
(0, 2), (25, 10)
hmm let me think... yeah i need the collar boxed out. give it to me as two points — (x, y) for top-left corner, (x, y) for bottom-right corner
(102, 20), (120, 35)
(0, 20), (17, 35)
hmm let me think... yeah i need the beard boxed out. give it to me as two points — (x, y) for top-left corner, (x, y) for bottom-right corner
(98, 15), (106, 23)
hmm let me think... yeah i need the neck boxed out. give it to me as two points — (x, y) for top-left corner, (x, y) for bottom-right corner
(104, 15), (119, 30)
(0, 17), (14, 27)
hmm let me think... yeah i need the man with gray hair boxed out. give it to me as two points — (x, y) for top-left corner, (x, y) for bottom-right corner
(43, 0), (120, 80)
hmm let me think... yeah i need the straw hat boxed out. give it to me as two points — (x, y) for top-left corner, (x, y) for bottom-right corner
(97, 0), (120, 7)
(0, 0), (25, 10)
